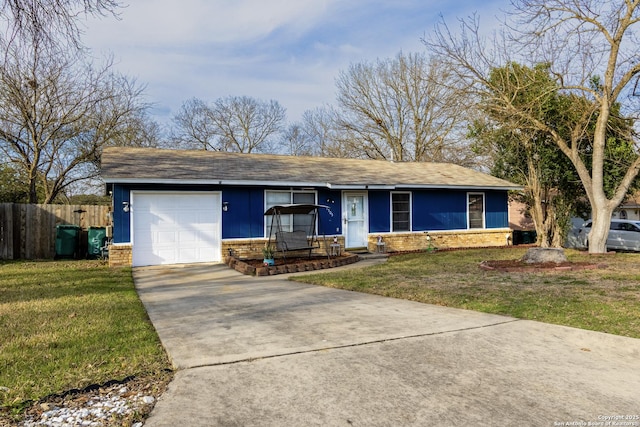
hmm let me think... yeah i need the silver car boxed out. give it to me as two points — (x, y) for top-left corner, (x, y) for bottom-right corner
(578, 219), (640, 251)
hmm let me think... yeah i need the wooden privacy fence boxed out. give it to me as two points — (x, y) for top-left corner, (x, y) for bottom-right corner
(0, 203), (111, 260)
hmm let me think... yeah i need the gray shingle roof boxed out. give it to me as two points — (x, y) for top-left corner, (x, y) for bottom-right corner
(101, 147), (520, 190)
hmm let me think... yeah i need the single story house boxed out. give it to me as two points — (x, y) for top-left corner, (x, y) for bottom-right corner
(613, 191), (640, 221)
(101, 147), (521, 267)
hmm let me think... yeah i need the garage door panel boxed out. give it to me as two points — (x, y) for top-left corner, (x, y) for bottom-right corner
(157, 231), (177, 242)
(132, 192), (221, 267)
(155, 248), (176, 262)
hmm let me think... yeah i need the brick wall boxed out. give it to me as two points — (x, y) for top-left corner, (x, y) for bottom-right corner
(370, 229), (512, 253)
(109, 244), (132, 267)
(222, 236), (344, 259)
(107, 237), (344, 267)
(108, 231), (511, 267)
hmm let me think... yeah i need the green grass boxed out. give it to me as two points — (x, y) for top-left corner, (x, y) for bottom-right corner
(3, 249), (638, 416)
(0, 260), (171, 414)
(292, 248), (640, 338)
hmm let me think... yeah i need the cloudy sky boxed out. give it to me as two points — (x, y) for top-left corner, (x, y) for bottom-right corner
(83, 0), (507, 126)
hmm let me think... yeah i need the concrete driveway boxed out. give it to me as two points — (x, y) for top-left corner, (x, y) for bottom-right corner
(134, 261), (640, 427)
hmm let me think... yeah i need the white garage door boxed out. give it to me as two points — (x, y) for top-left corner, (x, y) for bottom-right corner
(132, 192), (221, 267)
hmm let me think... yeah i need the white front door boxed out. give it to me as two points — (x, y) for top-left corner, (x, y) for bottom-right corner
(343, 192), (368, 248)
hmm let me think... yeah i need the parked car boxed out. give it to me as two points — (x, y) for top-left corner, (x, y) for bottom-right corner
(578, 219), (640, 251)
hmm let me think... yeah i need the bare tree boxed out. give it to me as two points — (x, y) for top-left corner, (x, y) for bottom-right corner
(212, 96), (286, 153)
(282, 124), (315, 156)
(426, 1), (640, 253)
(333, 51), (475, 165)
(171, 98), (218, 150)
(170, 96), (286, 153)
(0, 38), (150, 203)
(298, 107), (351, 158)
(281, 107), (348, 157)
(107, 109), (163, 148)
(0, 0), (121, 48)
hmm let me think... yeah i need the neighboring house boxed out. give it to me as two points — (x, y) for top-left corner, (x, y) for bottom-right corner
(508, 199), (535, 231)
(613, 192), (640, 221)
(101, 147), (521, 267)
(565, 192), (640, 249)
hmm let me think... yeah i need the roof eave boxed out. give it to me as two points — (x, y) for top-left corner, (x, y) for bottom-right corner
(102, 178), (333, 188)
(391, 184), (523, 191)
(102, 178), (522, 191)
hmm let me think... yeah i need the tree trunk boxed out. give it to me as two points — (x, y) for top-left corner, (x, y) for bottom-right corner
(587, 202), (613, 253)
(28, 178), (37, 204)
(526, 155), (557, 248)
(551, 221), (565, 248)
(27, 162), (38, 204)
(529, 190), (552, 247)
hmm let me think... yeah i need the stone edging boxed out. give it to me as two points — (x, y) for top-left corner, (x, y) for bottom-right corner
(224, 254), (360, 276)
(478, 260), (601, 272)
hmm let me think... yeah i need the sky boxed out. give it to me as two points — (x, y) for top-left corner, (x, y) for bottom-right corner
(83, 0), (507, 127)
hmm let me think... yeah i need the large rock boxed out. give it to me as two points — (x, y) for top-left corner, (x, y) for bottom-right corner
(521, 247), (568, 264)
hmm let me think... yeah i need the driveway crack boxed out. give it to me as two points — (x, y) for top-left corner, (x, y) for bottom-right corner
(183, 318), (521, 371)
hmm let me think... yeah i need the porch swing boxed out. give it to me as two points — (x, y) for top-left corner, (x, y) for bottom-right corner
(264, 204), (331, 261)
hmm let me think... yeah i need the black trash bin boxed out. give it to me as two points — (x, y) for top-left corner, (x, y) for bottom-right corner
(87, 226), (107, 259)
(521, 230), (537, 244)
(512, 230), (537, 245)
(55, 225), (81, 259)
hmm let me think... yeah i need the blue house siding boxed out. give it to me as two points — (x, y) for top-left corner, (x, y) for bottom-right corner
(412, 190), (467, 231)
(111, 184), (348, 243)
(223, 188), (342, 238)
(369, 191), (391, 233)
(222, 187), (264, 239)
(109, 184), (511, 246)
(409, 189), (509, 231)
(317, 190), (342, 236)
(222, 188), (343, 238)
(111, 184), (131, 244)
(485, 191), (509, 228)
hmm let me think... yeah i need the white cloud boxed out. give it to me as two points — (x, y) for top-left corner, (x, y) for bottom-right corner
(86, 0), (338, 48)
(83, 0), (508, 125)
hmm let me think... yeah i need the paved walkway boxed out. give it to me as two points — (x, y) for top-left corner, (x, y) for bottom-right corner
(134, 261), (640, 426)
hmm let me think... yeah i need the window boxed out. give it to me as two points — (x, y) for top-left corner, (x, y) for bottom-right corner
(468, 193), (485, 229)
(611, 222), (625, 231)
(392, 192), (411, 232)
(265, 190), (316, 237)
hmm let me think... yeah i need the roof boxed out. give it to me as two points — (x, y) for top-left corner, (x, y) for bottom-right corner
(101, 147), (521, 191)
(620, 191), (640, 208)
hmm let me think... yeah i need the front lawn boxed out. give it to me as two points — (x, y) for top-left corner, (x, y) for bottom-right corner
(291, 248), (640, 338)
(0, 260), (172, 417)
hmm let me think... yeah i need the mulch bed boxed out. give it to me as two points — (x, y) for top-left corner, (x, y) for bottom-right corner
(479, 259), (603, 272)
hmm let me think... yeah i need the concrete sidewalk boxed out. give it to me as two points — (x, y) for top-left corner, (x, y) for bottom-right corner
(135, 261), (640, 426)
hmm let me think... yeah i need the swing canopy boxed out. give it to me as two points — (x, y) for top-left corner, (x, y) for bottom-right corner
(264, 204), (331, 259)
(263, 204), (329, 216)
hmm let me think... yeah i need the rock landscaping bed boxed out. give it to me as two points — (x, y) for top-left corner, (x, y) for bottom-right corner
(479, 248), (605, 272)
(2, 372), (173, 427)
(225, 253), (360, 276)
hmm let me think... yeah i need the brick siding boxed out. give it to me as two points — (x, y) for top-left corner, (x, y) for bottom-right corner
(109, 231), (512, 267)
(108, 244), (132, 267)
(370, 229), (512, 253)
(222, 236), (344, 260)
